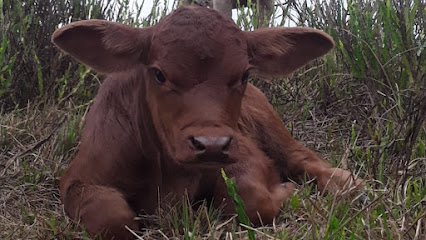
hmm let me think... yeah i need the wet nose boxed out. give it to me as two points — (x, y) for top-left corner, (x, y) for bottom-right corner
(189, 136), (232, 154)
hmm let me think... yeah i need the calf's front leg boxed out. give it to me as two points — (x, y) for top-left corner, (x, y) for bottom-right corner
(215, 136), (296, 225)
(60, 180), (138, 239)
(240, 84), (364, 193)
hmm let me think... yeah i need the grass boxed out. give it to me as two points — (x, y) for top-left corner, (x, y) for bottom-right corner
(1, 0), (425, 239)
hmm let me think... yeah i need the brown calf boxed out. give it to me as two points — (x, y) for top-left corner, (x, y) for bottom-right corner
(52, 6), (363, 239)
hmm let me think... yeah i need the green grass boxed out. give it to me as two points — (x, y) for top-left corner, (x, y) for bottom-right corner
(0, 0), (425, 239)
(221, 169), (255, 240)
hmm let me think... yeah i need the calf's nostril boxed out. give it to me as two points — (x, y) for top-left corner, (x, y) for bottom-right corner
(189, 136), (206, 151)
(218, 136), (232, 151)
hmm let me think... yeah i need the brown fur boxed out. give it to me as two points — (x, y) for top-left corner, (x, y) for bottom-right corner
(52, 6), (363, 239)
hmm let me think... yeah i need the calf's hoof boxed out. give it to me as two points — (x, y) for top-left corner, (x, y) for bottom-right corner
(318, 167), (365, 197)
(249, 182), (296, 225)
(272, 182), (296, 206)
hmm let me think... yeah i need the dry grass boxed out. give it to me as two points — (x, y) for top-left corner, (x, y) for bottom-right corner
(1, 87), (424, 239)
(0, 104), (85, 239)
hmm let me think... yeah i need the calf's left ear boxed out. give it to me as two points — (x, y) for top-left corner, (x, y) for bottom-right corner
(52, 20), (152, 74)
(245, 27), (334, 76)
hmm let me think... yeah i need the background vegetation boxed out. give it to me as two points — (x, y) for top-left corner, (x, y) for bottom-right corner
(0, 0), (425, 239)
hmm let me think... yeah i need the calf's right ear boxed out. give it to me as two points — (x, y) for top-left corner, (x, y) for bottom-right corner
(52, 20), (152, 74)
(245, 27), (334, 76)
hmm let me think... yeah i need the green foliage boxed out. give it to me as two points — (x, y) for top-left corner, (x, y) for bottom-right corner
(0, 0), (170, 110)
(221, 169), (255, 240)
(0, 33), (14, 98)
(264, 0), (425, 185)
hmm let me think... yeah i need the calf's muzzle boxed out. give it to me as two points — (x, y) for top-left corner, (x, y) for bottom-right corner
(188, 135), (233, 164)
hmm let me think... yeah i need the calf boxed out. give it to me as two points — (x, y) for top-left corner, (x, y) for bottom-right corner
(180, 0), (273, 27)
(52, 6), (363, 240)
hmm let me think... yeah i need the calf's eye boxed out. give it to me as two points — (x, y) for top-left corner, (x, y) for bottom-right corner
(154, 69), (166, 84)
(241, 70), (249, 84)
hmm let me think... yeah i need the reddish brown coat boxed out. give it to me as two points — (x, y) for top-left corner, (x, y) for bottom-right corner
(52, 6), (363, 239)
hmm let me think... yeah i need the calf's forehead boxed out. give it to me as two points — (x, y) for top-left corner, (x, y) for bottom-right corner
(149, 7), (248, 72)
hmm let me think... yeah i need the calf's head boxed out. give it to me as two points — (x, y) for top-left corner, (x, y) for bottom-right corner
(52, 6), (334, 167)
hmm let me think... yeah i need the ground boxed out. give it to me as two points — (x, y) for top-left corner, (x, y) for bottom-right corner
(1, 78), (424, 239)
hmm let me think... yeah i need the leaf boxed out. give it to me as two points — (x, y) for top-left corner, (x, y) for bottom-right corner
(221, 169), (255, 240)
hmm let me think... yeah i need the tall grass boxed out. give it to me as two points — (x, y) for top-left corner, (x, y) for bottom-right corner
(0, 0), (173, 110)
(281, 0), (425, 185)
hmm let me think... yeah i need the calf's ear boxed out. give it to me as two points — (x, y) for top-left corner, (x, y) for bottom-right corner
(52, 20), (152, 74)
(245, 27), (334, 76)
